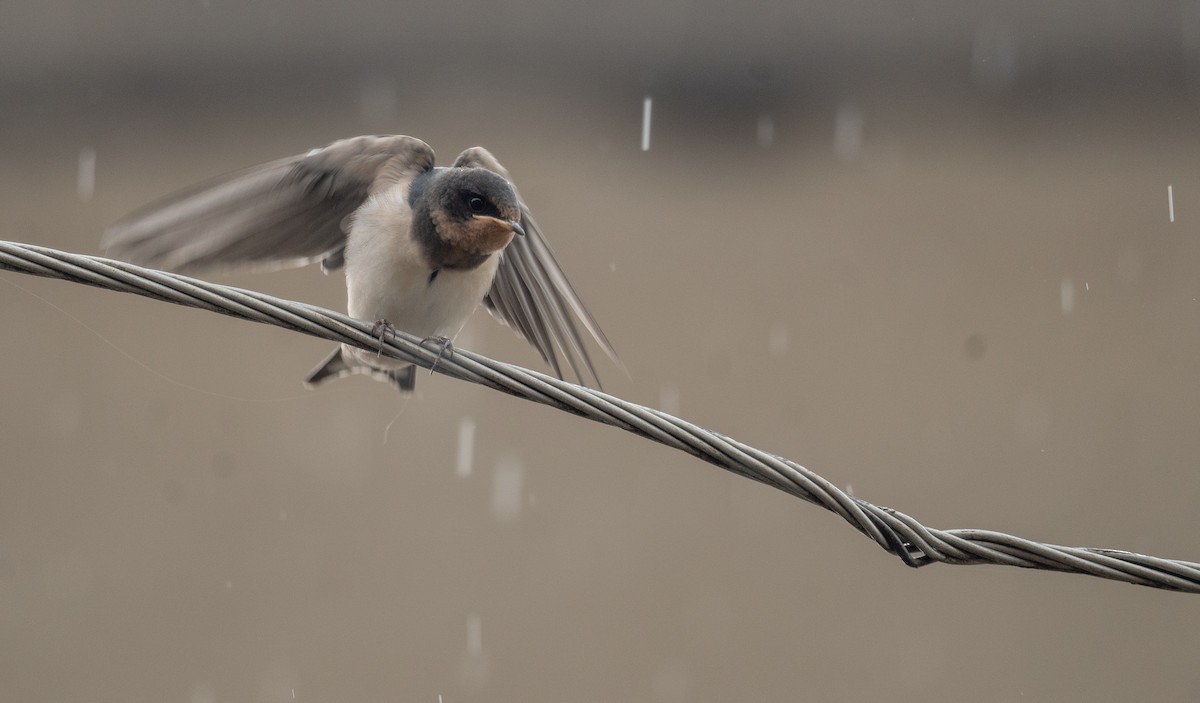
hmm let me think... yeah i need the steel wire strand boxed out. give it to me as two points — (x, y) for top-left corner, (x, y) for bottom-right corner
(1, 240), (1198, 593)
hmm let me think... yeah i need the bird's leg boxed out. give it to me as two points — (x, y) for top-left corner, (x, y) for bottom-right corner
(419, 336), (455, 375)
(371, 319), (394, 359)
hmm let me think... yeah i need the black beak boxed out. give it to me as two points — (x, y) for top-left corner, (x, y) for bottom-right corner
(510, 220), (526, 237)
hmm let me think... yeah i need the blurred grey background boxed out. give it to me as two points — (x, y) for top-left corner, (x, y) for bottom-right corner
(3, 2), (1200, 701)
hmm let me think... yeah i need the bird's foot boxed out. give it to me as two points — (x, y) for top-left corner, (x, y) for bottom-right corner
(371, 319), (395, 359)
(419, 335), (455, 375)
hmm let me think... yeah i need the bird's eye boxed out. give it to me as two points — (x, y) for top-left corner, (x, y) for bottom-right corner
(468, 196), (486, 213)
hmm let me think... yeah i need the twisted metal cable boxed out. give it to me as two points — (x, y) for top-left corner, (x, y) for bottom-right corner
(2, 239), (1198, 594)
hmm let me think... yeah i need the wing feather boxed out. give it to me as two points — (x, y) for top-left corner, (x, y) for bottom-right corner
(452, 147), (621, 387)
(103, 135), (435, 273)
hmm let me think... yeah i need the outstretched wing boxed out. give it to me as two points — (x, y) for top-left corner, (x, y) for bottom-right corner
(103, 135), (435, 273)
(453, 147), (621, 388)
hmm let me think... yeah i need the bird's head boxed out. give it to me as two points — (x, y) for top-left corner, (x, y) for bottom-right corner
(429, 168), (525, 265)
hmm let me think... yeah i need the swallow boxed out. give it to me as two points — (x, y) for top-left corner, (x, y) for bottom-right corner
(103, 135), (619, 392)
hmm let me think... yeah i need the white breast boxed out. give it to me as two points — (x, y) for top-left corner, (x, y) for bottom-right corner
(343, 188), (499, 340)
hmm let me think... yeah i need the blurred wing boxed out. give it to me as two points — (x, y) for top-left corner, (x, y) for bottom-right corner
(453, 147), (621, 388)
(103, 135), (435, 273)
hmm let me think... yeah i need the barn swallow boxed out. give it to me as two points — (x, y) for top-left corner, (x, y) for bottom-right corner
(103, 135), (619, 392)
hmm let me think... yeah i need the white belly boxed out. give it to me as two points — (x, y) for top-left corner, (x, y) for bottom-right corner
(340, 191), (498, 370)
(346, 254), (498, 337)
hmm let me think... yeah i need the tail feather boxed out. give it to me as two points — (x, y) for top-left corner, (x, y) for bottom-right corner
(304, 348), (353, 388)
(304, 347), (417, 394)
(387, 366), (417, 393)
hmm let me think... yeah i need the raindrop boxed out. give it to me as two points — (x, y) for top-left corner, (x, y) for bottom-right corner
(641, 96), (653, 151)
(456, 417), (475, 478)
(491, 455), (524, 521)
(833, 103), (863, 161)
(458, 614), (491, 688)
(77, 147), (96, 202)
(972, 24), (1018, 93)
(659, 383), (680, 415)
(1060, 277), (1074, 315)
(466, 613), (483, 654)
(1168, 184), (1175, 222)
(756, 114), (775, 148)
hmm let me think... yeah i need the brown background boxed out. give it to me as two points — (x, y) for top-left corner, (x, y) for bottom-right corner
(2, 2), (1200, 701)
